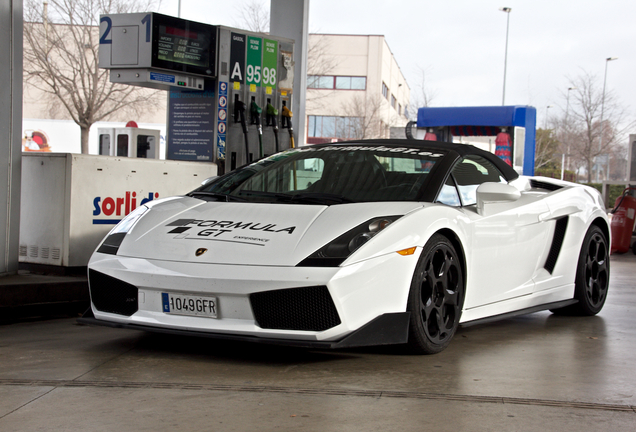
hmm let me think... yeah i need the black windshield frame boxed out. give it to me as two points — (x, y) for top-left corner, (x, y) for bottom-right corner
(190, 140), (519, 205)
(192, 144), (448, 204)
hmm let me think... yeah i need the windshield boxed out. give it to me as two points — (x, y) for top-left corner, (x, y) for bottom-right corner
(192, 145), (445, 205)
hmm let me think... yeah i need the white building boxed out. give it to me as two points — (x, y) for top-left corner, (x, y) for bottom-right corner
(305, 34), (411, 144)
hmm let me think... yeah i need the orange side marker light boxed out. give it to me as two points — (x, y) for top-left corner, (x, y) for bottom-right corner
(396, 247), (417, 256)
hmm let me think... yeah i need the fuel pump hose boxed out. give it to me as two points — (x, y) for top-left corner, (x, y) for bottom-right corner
(251, 100), (263, 158)
(266, 102), (280, 153)
(282, 104), (294, 149)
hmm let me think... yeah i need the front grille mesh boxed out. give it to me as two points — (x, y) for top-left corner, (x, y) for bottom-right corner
(250, 286), (341, 331)
(89, 270), (138, 316)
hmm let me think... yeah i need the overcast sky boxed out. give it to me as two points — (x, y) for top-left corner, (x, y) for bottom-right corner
(159, 0), (635, 128)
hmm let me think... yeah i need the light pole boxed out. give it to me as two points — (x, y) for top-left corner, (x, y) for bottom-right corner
(500, 7), (512, 106)
(544, 105), (553, 129)
(596, 57), (618, 182)
(564, 87), (576, 172)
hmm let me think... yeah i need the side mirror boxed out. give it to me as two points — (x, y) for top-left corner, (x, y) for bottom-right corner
(201, 176), (218, 186)
(476, 182), (521, 215)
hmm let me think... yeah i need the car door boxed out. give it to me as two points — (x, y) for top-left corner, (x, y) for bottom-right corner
(439, 156), (549, 309)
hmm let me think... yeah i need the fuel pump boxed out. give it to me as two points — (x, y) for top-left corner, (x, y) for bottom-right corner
(98, 14), (295, 172)
(250, 96), (264, 158)
(233, 94), (250, 164)
(266, 98), (280, 153)
(281, 100), (295, 148)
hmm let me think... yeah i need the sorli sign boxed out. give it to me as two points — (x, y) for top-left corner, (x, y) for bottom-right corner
(93, 191), (159, 225)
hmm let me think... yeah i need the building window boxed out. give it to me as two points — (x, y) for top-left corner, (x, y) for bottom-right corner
(382, 82), (389, 99)
(307, 76), (334, 89)
(308, 75), (366, 90)
(308, 115), (361, 139)
(391, 94), (397, 109)
(335, 76), (366, 90)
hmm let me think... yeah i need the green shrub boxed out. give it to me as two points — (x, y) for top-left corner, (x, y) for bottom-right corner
(587, 183), (630, 209)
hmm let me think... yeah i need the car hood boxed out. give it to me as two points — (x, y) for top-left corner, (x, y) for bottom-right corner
(116, 196), (422, 266)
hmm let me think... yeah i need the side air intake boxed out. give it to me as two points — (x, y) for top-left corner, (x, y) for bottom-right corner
(544, 217), (569, 274)
(530, 179), (563, 192)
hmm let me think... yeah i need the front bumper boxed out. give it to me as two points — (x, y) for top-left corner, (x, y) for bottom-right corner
(85, 250), (419, 346)
(78, 308), (411, 349)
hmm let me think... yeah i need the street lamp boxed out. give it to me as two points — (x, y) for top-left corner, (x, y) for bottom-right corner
(500, 7), (512, 106)
(596, 57), (618, 182)
(544, 105), (553, 129)
(564, 87), (576, 172)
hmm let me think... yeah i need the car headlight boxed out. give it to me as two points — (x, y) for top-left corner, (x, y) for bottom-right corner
(95, 205), (149, 255)
(297, 216), (401, 267)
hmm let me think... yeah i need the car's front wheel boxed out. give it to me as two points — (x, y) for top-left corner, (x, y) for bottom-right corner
(406, 234), (464, 354)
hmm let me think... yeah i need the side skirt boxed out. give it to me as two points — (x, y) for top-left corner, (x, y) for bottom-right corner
(460, 299), (578, 328)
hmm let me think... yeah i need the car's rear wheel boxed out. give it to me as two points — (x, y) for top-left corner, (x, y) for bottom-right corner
(406, 234), (464, 354)
(552, 225), (610, 316)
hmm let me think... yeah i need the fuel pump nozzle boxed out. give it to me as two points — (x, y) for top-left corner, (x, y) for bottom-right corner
(266, 99), (280, 153)
(281, 101), (294, 148)
(233, 94), (250, 164)
(250, 97), (262, 125)
(250, 97), (264, 158)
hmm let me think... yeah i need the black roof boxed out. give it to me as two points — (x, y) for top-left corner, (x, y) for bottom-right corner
(307, 139), (520, 182)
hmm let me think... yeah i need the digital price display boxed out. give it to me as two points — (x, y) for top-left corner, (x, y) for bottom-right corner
(151, 13), (217, 77)
(157, 25), (208, 68)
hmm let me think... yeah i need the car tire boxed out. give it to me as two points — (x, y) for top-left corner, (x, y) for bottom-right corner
(552, 225), (610, 316)
(406, 234), (464, 354)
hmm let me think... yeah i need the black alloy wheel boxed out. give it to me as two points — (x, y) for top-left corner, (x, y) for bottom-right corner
(574, 225), (610, 315)
(406, 234), (464, 354)
(553, 225), (610, 316)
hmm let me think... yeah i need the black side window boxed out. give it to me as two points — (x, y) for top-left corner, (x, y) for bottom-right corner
(451, 156), (506, 206)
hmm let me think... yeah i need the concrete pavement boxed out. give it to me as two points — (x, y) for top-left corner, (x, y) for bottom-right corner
(1, 254), (635, 431)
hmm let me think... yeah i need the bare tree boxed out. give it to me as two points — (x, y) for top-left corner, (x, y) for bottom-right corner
(408, 65), (437, 119)
(23, 0), (162, 154)
(534, 128), (561, 170)
(305, 34), (339, 110)
(561, 71), (633, 182)
(234, 0), (269, 33)
(339, 93), (390, 140)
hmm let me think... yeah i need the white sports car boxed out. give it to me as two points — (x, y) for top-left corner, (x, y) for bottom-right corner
(82, 140), (610, 354)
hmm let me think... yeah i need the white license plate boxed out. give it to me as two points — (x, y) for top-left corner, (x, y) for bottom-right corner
(161, 293), (217, 318)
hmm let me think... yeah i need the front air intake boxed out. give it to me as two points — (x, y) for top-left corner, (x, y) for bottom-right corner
(250, 286), (341, 331)
(88, 270), (138, 316)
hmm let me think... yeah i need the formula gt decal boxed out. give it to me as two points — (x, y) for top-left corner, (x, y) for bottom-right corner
(166, 218), (297, 246)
